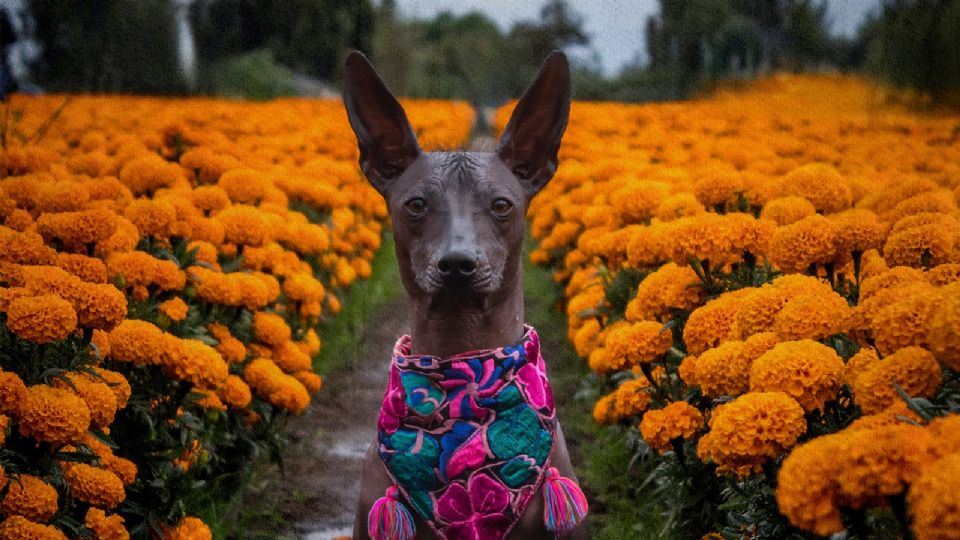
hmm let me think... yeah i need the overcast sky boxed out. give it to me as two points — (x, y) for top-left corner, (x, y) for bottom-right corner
(391, 0), (882, 76)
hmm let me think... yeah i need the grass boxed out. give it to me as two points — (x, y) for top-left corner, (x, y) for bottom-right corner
(522, 235), (675, 539)
(313, 233), (404, 375)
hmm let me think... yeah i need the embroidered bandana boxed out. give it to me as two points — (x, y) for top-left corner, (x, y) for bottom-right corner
(376, 325), (557, 540)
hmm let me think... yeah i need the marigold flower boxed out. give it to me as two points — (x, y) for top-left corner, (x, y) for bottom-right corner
(124, 198), (177, 238)
(908, 454), (960, 540)
(883, 223), (959, 268)
(0, 515), (68, 540)
(625, 263), (704, 322)
(207, 323), (246, 363)
(837, 423), (937, 508)
(927, 263), (960, 286)
(108, 319), (164, 365)
(155, 297), (188, 322)
(64, 463), (125, 509)
(0, 369), (26, 417)
(871, 289), (941, 355)
(180, 147), (240, 184)
(759, 196), (815, 226)
(6, 295), (77, 344)
(696, 341), (750, 398)
(217, 375), (252, 409)
(0, 473), (58, 522)
(252, 311), (291, 347)
(118, 153), (185, 195)
(639, 401), (703, 454)
(773, 291), (852, 341)
(928, 281), (960, 370)
(165, 517), (212, 540)
(52, 372), (119, 429)
(272, 341), (312, 373)
(292, 370), (323, 394)
(0, 230), (57, 265)
(852, 346), (942, 414)
(163, 339), (228, 389)
(828, 208), (885, 256)
(859, 266), (926, 301)
(844, 346), (879, 387)
(55, 253), (108, 284)
(603, 320), (672, 368)
(243, 358), (310, 414)
(781, 163), (852, 213)
(697, 391), (806, 476)
(767, 214), (836, 273)
(750, 339), (844, 412)
(678, 355), (698, 386)
(572, 318), (602, 357)
(776, 434), (848, 536)
(36, 208), (119, 249)
(19, 384), (91, 446)
(846, 401), (924, 432)
(282, 272), (325, 305)
(85, 507), (129, 540)
(217, 205), (270, 247)
(653, 192), (705, 221)
(683, 289), (752, 355)
(611, 179), (670, 223)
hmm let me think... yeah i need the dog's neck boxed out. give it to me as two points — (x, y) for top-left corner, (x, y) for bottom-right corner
(408, 271), (525, 357)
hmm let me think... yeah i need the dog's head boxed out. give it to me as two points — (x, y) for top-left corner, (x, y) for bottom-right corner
(342, 51), (570, 310)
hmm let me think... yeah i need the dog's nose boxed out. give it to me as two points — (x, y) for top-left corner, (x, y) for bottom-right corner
(437, 250), (478, 277)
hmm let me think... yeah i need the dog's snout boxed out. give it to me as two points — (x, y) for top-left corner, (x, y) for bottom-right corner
(437, 250), (479, 277)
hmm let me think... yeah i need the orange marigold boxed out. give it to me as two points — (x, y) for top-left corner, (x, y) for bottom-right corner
(603, 320), (672, 368)
(64, 463), (125, 509)
(749, 340), (844, 412)
(639, 401), (703, 454)
(85, 507), (129, 540)
(871, 289), (942, 355)
(51, 372), (119, 429)
(164, 517), (212, 540)
(252, 311), (291, 347)
(683, 289), (752, 355)
(0, 474), (58, 521)
(767, 214), (837, 273)
(217, 375), (252, 409)
(773, 291), (851, 341)
(0, 369), (26, 417)
(780, 163), (852, 213)
(158, 297), (189, 322)
(0, 515), (68, 540)
(292, 370), (323, 394)
(776, 433), (848, 536)
(216, 205), (270, 247)
(928, 281), (960, 370)
(908, 454), (960, 540)
(759, 196), (815, 226)
(852, 346), (942, 414)
(19, 385), (90, 446)
(697, 391), (806, 476)
(6, 295), (77, 344)
(883, 224), (959, 268)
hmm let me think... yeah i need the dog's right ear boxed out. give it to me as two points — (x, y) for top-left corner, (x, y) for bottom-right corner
(342, 51), (422, 194)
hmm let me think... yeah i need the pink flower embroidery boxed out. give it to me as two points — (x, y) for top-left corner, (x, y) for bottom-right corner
(378, 367), (407, 434)
(436, 473), (513, 540)
(517, 337), (553, 410)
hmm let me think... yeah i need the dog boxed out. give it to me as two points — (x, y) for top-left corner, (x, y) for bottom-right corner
(343, 50), (588, 540)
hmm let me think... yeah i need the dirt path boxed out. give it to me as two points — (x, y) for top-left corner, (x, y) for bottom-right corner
(231, 291), (408, 540)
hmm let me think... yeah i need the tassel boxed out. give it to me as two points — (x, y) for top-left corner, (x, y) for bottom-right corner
(367, 485), (416, 540)
(542, 466), (589, 532)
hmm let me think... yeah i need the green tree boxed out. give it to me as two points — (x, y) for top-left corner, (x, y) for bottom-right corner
(28, 0), (185, 94)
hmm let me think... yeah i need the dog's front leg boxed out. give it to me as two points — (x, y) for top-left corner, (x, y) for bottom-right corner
(548, 423), (591, 540)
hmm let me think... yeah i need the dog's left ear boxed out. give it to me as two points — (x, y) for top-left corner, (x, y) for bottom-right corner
(342, 51), (422, 194)
(496, 50), (571, 198)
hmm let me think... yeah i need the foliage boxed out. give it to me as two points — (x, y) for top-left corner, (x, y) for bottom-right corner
(509, 74), (960, 538)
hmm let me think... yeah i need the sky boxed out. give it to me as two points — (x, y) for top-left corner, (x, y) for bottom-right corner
(392, 0), (883, 76)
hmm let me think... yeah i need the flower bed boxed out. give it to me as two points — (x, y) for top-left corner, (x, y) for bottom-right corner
(499, 75), (960, 539)
(0, 95), (473, 539)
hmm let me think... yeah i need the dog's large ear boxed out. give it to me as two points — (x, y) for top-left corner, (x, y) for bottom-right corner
(342, 51), (422, 194)
(496, 50), (571, 198)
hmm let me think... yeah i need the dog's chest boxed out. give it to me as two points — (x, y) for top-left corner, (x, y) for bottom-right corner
(376, 326), (557, 540)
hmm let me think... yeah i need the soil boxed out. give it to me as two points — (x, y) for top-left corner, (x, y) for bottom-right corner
(239, 294), (409, 540)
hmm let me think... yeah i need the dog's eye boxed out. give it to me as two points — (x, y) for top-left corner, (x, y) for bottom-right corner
(403, 197), (427, 217)
(491, 198), (513, 216)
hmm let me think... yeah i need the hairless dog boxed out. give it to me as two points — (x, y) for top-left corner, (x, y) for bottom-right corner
(343, 50), (589, 540)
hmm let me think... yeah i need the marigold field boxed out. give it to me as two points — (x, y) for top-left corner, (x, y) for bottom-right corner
(496, 75), (960, 540)
(0, 95), (473, 539)
(2, 74), (960, 540)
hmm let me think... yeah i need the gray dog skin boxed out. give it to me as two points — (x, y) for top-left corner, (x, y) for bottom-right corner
(342, 50), (589, 540)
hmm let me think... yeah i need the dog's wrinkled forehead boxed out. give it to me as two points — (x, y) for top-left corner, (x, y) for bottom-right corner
(389, 151), (523, 205)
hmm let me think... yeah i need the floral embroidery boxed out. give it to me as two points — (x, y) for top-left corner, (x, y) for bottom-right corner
(377, 325), (557, 540)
